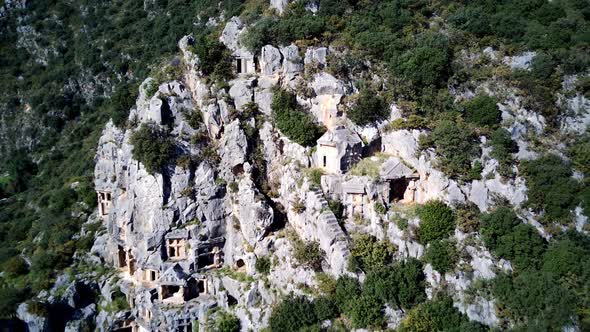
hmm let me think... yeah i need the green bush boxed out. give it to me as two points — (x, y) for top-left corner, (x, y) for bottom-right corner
(419, 120), (480, 179)
(463, 95), (501, 127)
(3, 256), (29, 276)
(0, 287), (27, 319)
(271, 88), (325, 146)
(182, 107), (202, 129)
(293, 240), (325, 271)
(521, 154), (579, 222)
(417, 201), (456, 244)
(489, 128), (518, 177)
(312, 296), (338, 321)
(334, 276), (361, 313)
(189, 34), (234, 83)
(480, 207), (546, 270)
(455, 202), (480, 233)
(568, 132), (590, 175)
(399, 295), (472, 332)
(255, 256), (271, 275)
(328, 199), (344, 220)
(374, 202), (387, 215)
(130, 123), (175, 174)
(362, 258), (426, 310)
(395, 32), (451, 89)
(215, 311), (240, 332)
(350, 233), (395, 272)
(347, 89), (387, 126)
(492, 272), (575, 329)
(268, 296), (317, 332)
(423, 240), (458, 273)
(531, 53), (556, 80)
(349, 295), (385, 328)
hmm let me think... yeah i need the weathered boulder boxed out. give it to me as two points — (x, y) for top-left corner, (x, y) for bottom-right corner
(219, 120), (248, 181)
(229, 78), (254, 111)
(304, 47), (328, 66)
(269, 0), (290, 14)
(17, 303), (48, 332)
(259, 45), (282, 76)
(236, 178), (274, 246)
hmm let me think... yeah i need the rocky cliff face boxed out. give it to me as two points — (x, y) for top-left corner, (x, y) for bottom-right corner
(18, 12), (588, 332)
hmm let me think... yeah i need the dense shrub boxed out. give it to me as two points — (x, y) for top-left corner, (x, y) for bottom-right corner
(463, 95), (501, 127)
(419, 120), (480, 179)
(363, 258), (426, 310)
(255, 256), (271, 275)
(568, 132), (590, 175)
(492, 272), (575, 329)
(423, 240), (458, 273)
(417, 201), (456, 244)
(130, 123), (175, 174)
(312, 296), (338, 321)
(215, 311), (240, 332)
(480, 207), (546, 270)
(489, 128), (518, 177)
(334, 276), (361, 313)
(3, 256), (29, 276)
(349, 234), (395, 272)
(531, 53), (556, 79)
(189, 34), (234, 82)
(399, 296), (472, 332)
(395, 32), (451, 90)
(271, 88), (325, 147)
(347, 89), (387, 126)
(293, 240), (325, 271)
(349, 295), (385, 328)
(521, 154), (579, 222)
(269, 296), (317, 332)
(0, 287), (27, 318)
(542, 231), (590, 279)
(455, 202), (481, 233)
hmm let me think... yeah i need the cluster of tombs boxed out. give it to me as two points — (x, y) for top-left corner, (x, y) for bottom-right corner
(91, 197), (251, 331)
(313, 126), (420, 219)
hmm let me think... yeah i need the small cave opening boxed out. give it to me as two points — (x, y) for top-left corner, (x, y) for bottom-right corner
(389, 178), (410, 202)
(227, 294), (238, 306)
(161, 285), (181, 300)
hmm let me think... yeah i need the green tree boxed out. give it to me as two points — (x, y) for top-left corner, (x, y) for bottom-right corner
(269, 296), (317, 332)
(347, 89), (387, 126)
(419, 120), (480, 179)
(463, 95), (501, 127)
(3, 256), (29, 276)
(481, 207), (546, 270)
(349, 295), (385, 328)
(423, 239), (458, 273)
(492, 272), (575, 329)
(215, 312), (240, 332)
(521, 154), (579, 222)
(363, 258), (426, 310)
(489, 128), (518, 177)
(349, 233), (395, 272)
(417, 201), (456, 244)
(293, 240), (325, 271)
(399, 295), (465, 332)
(396, 33), (451, 89)
(271, 88), (325, 146)
(531, 53), (556, 79)
(312, 296), (338, 321)
(0, 287), (27, 319)
(130, 122), (175, 174)
(334, 276), (361, 313)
